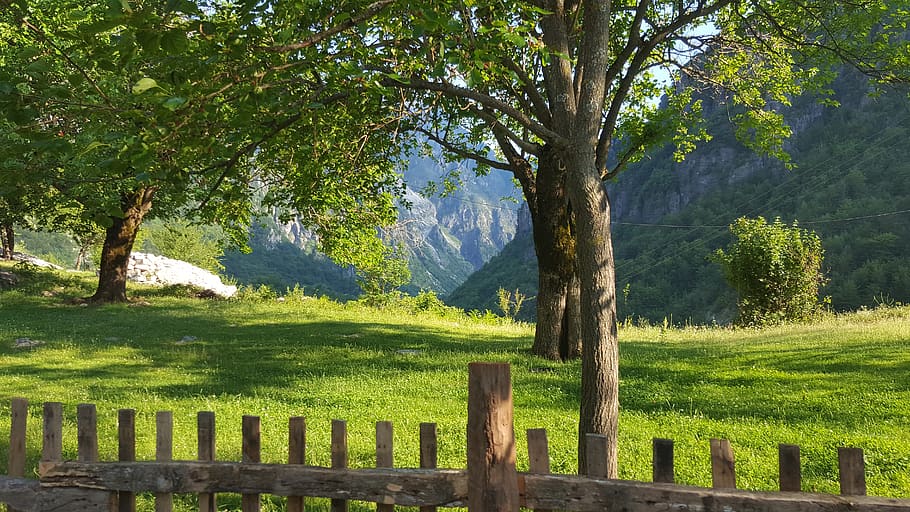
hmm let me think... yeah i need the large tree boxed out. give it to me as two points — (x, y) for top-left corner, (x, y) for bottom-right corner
(360, 0), (909, 474)
(0, 0), (404, 301)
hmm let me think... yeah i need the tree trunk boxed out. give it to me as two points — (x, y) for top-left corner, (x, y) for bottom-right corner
(562, 272), (583, 360)
(0, 224), (12, 260)
(530, 148), (582, 361)
(565, 150), (619, 479)
(89, 189), (155, 303)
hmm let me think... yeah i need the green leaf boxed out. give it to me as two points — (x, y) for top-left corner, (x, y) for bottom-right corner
(161, 30), (188, 54)
(162, 96), (187, 111)
(25, 59), (51, 74)
(17, 47), (41, 60)
(132, 77), (159, 94)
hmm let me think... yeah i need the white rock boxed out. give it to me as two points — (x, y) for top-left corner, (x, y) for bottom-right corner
(127, 252), (237, 298)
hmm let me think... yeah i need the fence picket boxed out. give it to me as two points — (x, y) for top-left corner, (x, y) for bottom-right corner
(652, 438), (674, 484)
(198, 411), (217, 512)
(118, 409), (136, 512)
(155, 411), (174, 512)
(779, 444), (801, 492)
(8, 398), (27, 512)
(467, 362), (519, 512)
(331, 419), (349, 512)
(77, 404), (98, 463)
(527, 428), (551, 512)
(288, 416), (306, 512)
(838, 447), (866, 496)
(584, 434), (609, 479)
(710, 438), (736, 489)
(376, 421), (394, 512)
(42, 402), (63, 463)
(242, 416), (262, 512)
(419, 422), (437, 512)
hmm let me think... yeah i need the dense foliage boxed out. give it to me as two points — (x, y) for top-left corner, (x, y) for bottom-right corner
(454, 69), (910, 325)
(712, 217), (825, 326)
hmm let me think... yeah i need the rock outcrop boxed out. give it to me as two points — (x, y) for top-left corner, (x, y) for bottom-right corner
(128, 252), (237, 297)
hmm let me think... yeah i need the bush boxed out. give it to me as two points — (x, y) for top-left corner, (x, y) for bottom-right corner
(712, 217), (827, 326)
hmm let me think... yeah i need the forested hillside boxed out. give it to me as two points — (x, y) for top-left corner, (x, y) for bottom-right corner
(450, 69), (910, 324)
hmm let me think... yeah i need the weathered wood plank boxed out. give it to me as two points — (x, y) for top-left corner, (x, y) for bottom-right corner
(419, 423), (438, 512)
(0, 476), (40, 511)
(8, 398), (29, 512)
(779, 444), (802, 492)
(331, 419), (349, 512)
(155, 411), (173, 512)
(467, 362), (518, 512)
(585, 434), (609, 479)
(288, 416), (306, 512)
(35, 486), (116, 512)
(518, 473), (910, 512)
(526, 428), (551, 512)
(42, 402), (63, 463)
(118, 409), (136, 512)
(39, 462), (468, 506)
(198, 411), (217, 512)
(9, 398), (28, 477)
(376, 421), (394, 512)
(652, 438), (674, 484)
(839, 447), (866, 496)
(710, 438), (736, 489)
(77, 404), (98, 463)
(242, 415), (261, 512)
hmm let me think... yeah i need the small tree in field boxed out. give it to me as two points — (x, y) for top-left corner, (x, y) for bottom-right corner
(713, 217), (827, 326)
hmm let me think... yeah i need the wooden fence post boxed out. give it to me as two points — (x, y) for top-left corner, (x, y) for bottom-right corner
(376, 421), (394, 512)
(331, 419), (349, 512)
(779, 444), (801, 492)
(839, 447), (867, 496)
(118, 409), (136, 512)
(9, 398), (27, 477)
(42, 402), (63, 463)
(242, 416), (261, 512)
(288, 417), (306, 512)
(467, 362), (518, 512)
(526, 428), (551, 512)
(8, 398), (27, 512)
(419, 423), (438, 512)
(156, 411), (174, 512)
(198, 411), (217, 512)
(39, 402), (112, 511)
(652, 438), (674, 484)
(77, 404), (99, 463)
(710, 438), (736, 489)
(585, 434), (609, 479)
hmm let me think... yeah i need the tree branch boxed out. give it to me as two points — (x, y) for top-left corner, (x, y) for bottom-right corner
(387, 75), (568, 149)
(259, 0), (396, 53)
(415, 128), (513, 172)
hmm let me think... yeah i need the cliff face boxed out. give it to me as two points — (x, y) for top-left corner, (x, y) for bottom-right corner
(392, 159), (519, 294)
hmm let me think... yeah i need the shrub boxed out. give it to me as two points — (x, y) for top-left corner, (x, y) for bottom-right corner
(712, 216), (827, 326)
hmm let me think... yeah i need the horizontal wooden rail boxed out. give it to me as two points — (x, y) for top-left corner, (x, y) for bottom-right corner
(519, 474), (910, 512)
(40, 461), (468, 507)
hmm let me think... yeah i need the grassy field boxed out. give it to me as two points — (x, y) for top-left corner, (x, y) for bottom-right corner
(0, 261), (909, 510)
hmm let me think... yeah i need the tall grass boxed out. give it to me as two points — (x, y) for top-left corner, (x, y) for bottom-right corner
(0, 261), (908, 510)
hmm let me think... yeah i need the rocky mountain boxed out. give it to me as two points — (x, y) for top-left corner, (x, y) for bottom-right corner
(448, 68), (910, 323)
(221, 153), (520, 297)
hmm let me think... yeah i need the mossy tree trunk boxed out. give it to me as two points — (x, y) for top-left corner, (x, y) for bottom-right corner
(89, 188), (156, 303)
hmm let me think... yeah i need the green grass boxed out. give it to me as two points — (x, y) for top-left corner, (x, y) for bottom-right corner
(0, 261), (909, 510)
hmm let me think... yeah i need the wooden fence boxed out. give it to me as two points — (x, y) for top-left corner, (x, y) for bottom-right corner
(2, 362), (910, 511)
